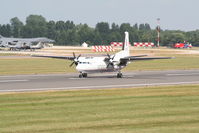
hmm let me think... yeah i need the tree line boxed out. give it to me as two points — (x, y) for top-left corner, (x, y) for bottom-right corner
(0, 15), (199, 46)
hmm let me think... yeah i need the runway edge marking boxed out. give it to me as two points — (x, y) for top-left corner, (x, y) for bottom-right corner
(0, 80), (28, 83)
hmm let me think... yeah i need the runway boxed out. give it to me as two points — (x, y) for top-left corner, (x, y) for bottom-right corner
(0, 70), (199, 93)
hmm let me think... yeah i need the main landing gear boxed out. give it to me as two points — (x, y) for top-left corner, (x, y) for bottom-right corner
(117, 72), (123, 78)
(79, 73), (87, 78)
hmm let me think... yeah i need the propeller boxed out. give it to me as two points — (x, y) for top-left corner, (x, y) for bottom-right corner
(70, 52), (81, 67)
(106, 53), (115, 68)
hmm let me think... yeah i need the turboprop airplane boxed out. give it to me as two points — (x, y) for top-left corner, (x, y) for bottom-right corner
(33, 32), (173, 78)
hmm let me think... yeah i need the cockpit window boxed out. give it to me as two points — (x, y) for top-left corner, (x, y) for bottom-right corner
(79, 62), (90, 64)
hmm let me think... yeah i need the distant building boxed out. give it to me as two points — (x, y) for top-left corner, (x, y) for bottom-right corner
(82, 42), (88, 48)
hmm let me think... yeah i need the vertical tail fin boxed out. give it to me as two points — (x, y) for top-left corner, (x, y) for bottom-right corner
(122, 31), (130, 55)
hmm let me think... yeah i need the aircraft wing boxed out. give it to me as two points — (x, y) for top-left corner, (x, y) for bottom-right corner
(104, 55), (148, 62)
(126, 55), (148, 58)
(32, 55), (75, 60)
(120, 56), (174, 62)
(0, 41), (7, 47)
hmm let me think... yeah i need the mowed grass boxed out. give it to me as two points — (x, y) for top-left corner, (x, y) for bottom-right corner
(0, 53), (21, 56)
(0, 58), (76, 75)
(0, 85), (199, 133)
(124, 54), (199, 71)
(0, 54), (199, 75)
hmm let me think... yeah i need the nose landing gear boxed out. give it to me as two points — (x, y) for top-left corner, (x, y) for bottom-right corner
(117, 72), (123, 78)
(79, 73), (88, 78)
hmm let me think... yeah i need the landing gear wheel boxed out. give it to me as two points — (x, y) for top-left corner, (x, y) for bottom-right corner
(79, 74), (83, 78)
(79, 73), (87, 78)
(117, 73), (123, 78)
(82, 73), (88, 78)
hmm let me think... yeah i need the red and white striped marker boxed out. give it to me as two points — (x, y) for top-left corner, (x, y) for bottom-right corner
(111, 42), (131, 47)
(134, 42), (155, 47)
(110, 42), (123, 47)
(92, 46), (115, 52)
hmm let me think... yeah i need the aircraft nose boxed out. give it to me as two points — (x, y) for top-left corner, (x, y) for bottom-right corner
(49, 39), (55, 42)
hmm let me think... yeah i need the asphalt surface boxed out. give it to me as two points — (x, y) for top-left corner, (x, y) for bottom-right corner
(0, 70), (199, 93)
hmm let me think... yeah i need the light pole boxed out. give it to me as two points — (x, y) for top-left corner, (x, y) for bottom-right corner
(157, 18), (160, 47)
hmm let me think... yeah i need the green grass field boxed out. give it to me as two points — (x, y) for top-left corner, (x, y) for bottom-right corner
(124, 54), (199, 71)
(0, 58), (76, 75)
(0, 54), (199, 75)
(0, 85), (199, 133)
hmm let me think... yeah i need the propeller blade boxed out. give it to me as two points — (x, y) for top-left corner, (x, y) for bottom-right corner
(106, 53), (115, 68)
(75, 62), (79, 66)
(107, 53), (111, 59)
(111, 55), (115, 60)
(77, 54), (81, 59)
(70, 61), (75, 67)
(107, 63), (110, 68)
(70, 53), (81, 67)
(107, 62), (114, 68)
(73, 52), (76, 58)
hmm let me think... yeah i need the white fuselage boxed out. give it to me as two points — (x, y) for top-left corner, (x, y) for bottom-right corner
(76, 56), (122, 73)
(76, 50), (129, 73)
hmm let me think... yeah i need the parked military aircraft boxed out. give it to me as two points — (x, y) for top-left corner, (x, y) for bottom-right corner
(33, 32), (173, 78)
(0, 35), (54, 50)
